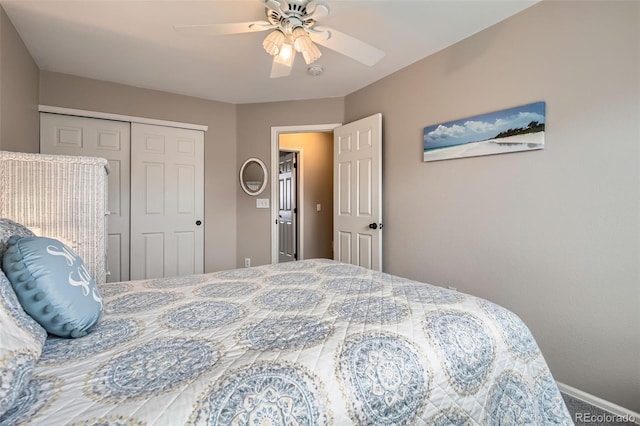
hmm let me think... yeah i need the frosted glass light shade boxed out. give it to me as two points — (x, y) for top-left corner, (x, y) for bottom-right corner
(274, 42), (295, 67)
(301, 40), (321, 64)
(263, 30), (285, 56)
(292, 27), (307, 52)
(292, 27), (321, 64)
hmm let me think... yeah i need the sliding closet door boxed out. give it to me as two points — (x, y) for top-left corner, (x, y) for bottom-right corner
(40, 113), (131, 282)
(130, 123), (204, 279)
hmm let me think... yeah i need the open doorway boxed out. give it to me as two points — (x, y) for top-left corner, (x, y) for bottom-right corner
(271, 124), (340, 263)
(271, 115), (383, 269)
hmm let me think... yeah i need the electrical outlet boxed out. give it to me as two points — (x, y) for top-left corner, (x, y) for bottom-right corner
(244, 258), (251, 268)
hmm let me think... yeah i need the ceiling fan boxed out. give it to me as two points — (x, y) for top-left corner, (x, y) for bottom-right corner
(174, 0), (385, 78)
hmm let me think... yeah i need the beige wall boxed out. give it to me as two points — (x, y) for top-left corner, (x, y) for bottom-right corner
(280, 132), (333, 260)
(345, 0), (640, 412)
(0, 6), (39, 152)
(236, 99), (343, 268)
(39, 71), (237, 272)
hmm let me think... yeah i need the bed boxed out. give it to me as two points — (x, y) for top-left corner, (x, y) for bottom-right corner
(1, 250), (574, 425)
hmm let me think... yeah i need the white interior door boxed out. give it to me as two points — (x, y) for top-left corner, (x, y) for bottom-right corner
(130, 123), (204, 279)
(278, 151), (297, 262)
(333, 113), (382, 271)
(40, 113), (131, 282)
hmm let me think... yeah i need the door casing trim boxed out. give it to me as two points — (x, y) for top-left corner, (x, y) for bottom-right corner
(270, 123), (341, 264)
(39, 105), (208, 131)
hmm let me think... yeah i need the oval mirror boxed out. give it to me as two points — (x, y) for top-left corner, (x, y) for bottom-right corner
(240, 158), (268, 196)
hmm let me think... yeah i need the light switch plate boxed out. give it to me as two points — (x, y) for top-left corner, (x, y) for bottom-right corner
(256, 198), (269, 208)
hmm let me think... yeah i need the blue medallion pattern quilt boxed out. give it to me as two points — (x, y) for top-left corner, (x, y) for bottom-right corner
(0, 259), (573, 425)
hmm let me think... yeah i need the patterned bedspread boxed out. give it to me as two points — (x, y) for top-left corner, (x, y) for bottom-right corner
(2, 259), (573, 425)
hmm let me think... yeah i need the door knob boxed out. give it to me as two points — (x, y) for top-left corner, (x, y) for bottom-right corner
(195, 220), (202, 226)
(369, 223), (378, 229)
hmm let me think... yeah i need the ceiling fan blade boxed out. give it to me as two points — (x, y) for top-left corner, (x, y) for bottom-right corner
(310, 26), (385, 67)
(173, 21), (274, 36)
(270, 56), (294, 78)
(264, 0), (289, 14)
(305, 2), (329, 21)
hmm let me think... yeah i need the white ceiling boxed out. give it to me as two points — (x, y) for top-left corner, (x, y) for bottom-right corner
(2, 0), (539, 104)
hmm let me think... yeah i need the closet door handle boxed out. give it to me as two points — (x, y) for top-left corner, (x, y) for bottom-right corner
(195, 220), (202, 226)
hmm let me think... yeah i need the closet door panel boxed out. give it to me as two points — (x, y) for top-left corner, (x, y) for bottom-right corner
(130, 123), (204, 280)
(40, 113), (131, 282)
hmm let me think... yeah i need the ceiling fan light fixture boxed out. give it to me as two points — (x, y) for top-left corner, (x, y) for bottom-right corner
(177, 0), (385, 78)
(263, 29), (285, 56)
(291, 26), (321, 64)
(291, 27), (307, 52)
(301, 40), (321, 64)
(274, 41), (295, 67)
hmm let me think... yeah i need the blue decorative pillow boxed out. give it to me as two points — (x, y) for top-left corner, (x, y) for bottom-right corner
(2, 236), (103, 338)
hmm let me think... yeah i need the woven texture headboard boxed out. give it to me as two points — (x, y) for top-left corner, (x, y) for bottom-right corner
(0, 151), (109, 284)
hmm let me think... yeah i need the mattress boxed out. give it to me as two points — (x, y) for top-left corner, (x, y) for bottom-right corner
(1, 259), (573, 425)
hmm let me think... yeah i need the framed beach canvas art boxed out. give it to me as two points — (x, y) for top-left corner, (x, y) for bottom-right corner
(423, 101), (545, 162)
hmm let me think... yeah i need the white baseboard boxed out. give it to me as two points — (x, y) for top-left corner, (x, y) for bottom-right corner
(557, 381), (640, 425)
